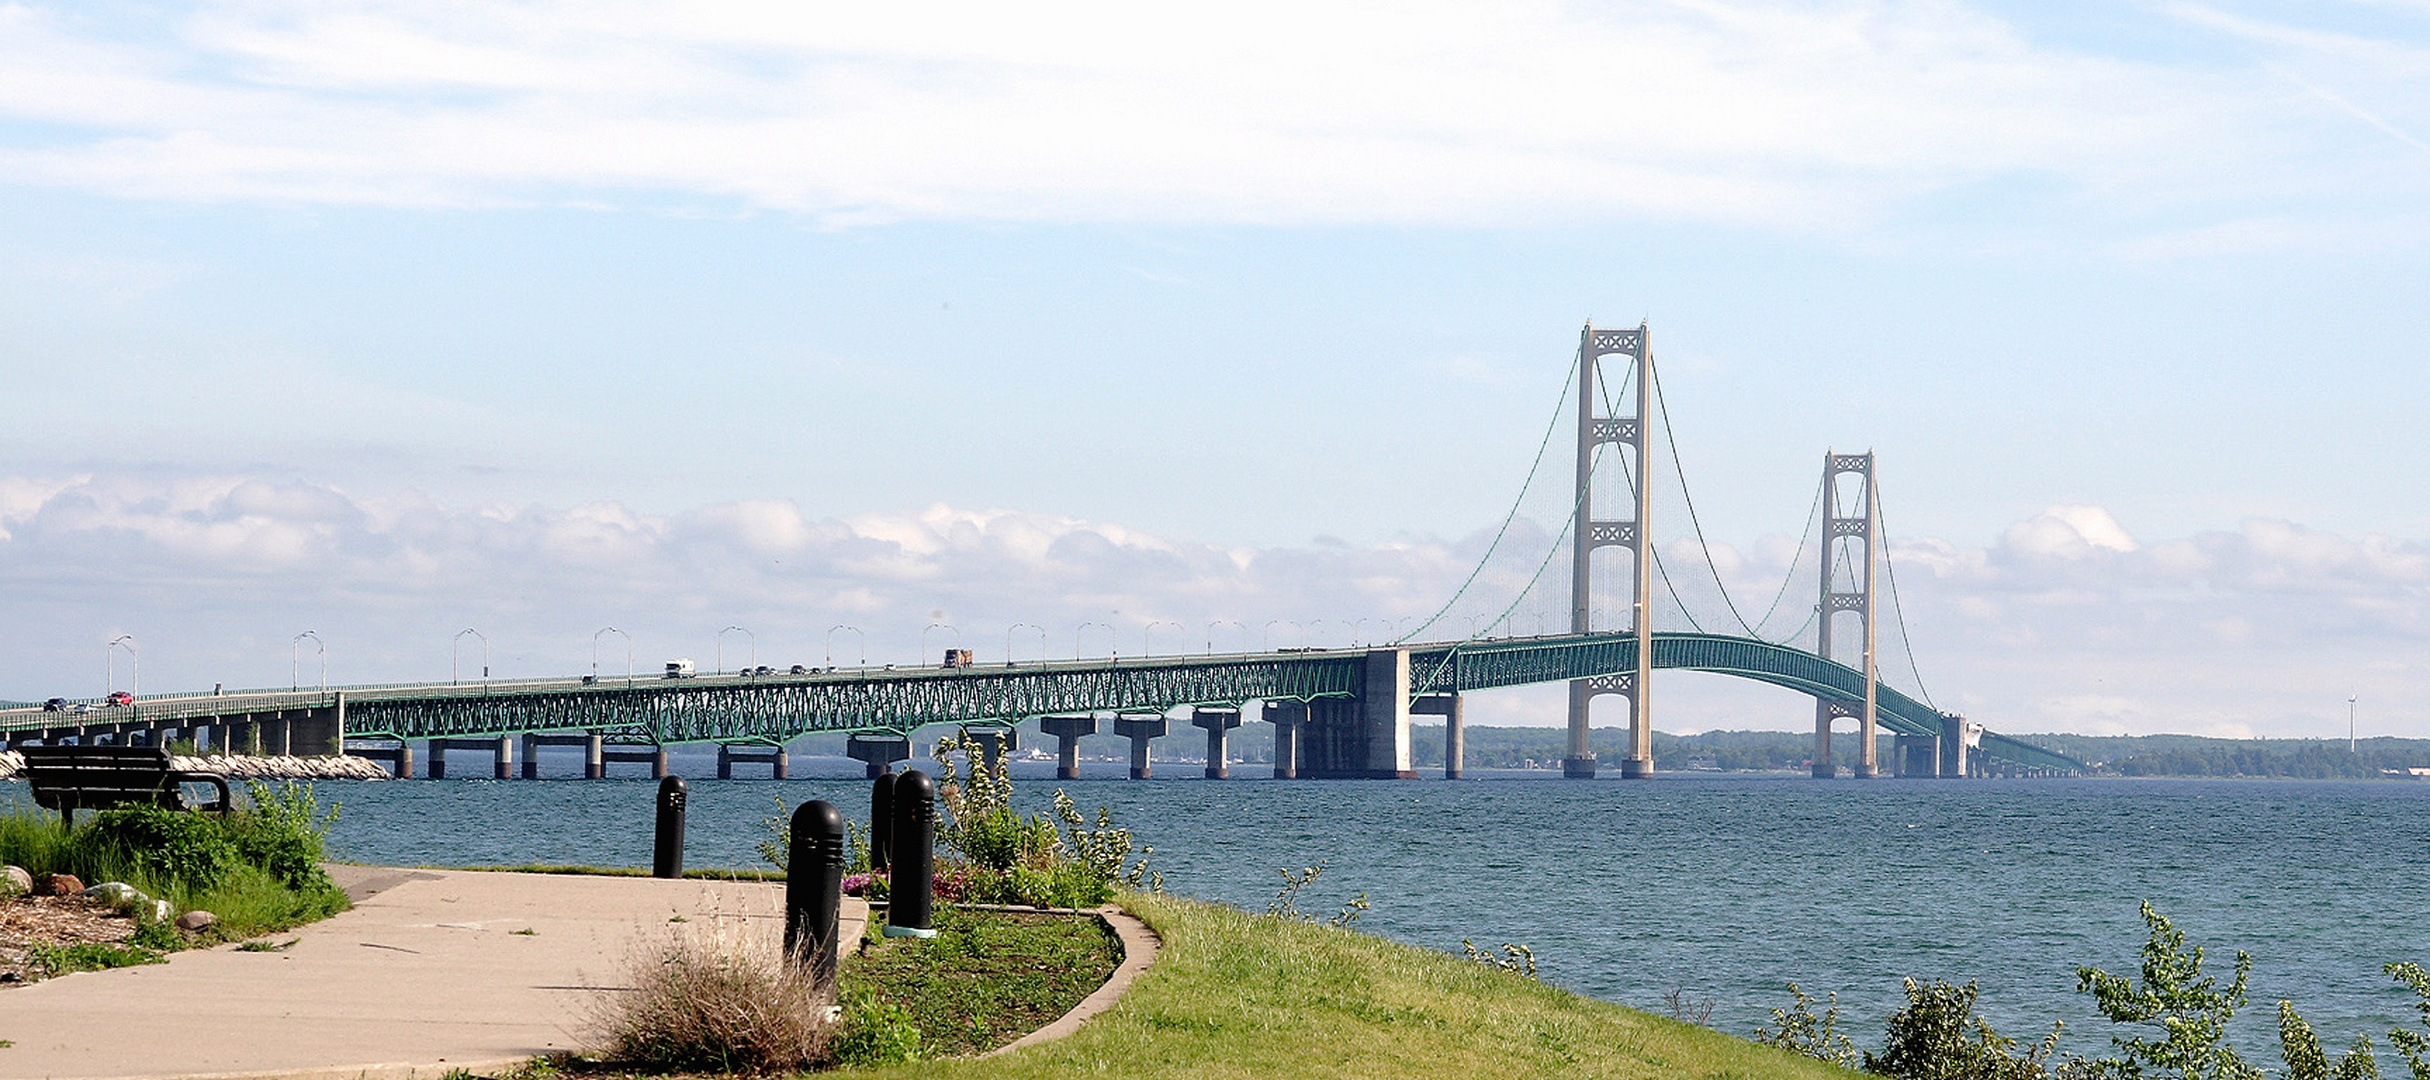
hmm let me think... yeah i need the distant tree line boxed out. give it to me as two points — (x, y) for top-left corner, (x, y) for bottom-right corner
(1414, 727), (2430, 779)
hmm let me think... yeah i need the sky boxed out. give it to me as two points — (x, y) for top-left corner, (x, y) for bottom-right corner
(2, 0), (2427, 740)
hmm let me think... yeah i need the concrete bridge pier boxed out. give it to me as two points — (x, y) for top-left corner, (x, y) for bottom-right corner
(1192, 708), (1240, 779)
(1039, 715), (1097, 780)
(261, 714), (292, 757)
(1895, 734), (1938, 778)
(1113, 716), (1167, 779)
(966, 727), (1017, 775)
(225, 719), (256, 756)
(716, 743), (789, 780)
(846, 733), (911, 779)
(600, 740), (668, 778)
(346, 740), (415, 778)
(520, 733), (606, 779)
(428, 737), (512, 780)
(1263, 701), (1304, 779)
(1413, 694), (1463, 779)
(1938, 715), (1977, 778)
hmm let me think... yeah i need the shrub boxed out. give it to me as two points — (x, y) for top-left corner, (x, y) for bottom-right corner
(2277, 999), (2378, 1080)
(2387, 962), (2430, 1080)
(1866, 978), (2061, 1080)
(588, 923), (833, 1073)
(2074, 902), (2263, 1080)
(75, 804), (238, 892)
(223, 781), (340, 891)
(1755, 982), (1861, 1068)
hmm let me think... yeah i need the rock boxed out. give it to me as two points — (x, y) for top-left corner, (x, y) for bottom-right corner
(149, 899), (174, 923)
(39, 873), (84, 897)
(88, 882), (146, 910)
(0, 865), (31, 898)
(175, 909), (219, 932)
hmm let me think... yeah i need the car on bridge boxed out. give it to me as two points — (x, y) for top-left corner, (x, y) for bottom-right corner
(106, 691), (133, 706)
(41, 697), (65, 711)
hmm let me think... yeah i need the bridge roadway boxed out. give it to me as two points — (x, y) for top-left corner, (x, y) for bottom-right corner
(0, 631), (2083, 777)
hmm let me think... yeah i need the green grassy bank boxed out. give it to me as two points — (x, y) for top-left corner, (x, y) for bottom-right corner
(832, 892), (1859, 1080)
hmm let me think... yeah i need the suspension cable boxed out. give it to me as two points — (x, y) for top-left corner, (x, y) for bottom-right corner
(1394, 350), (1580, 645)
(1751, 469), (1826, 640)
(1649, 363), (1754, 635)
(1873, 473), (1941, 710)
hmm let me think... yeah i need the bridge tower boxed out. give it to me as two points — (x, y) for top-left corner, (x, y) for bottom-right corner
(1566, 322), (1655, 780)
(1813, 451), (1880, 779)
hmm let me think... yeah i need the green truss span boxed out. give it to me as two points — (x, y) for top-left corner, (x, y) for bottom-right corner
(299, 631), (2080, 773)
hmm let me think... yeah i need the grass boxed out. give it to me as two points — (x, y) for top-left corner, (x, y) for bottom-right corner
(25, 941), (166, 976)
(838, 906), (1121, 1057)
(824, 892), (1869, 1080)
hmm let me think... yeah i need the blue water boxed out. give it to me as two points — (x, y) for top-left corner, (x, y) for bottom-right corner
(310, 758), (2430, 1060)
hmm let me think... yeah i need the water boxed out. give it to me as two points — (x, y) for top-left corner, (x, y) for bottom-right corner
(312, 760), (2430, 1059)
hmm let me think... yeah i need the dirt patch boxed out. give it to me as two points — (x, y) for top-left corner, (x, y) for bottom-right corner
(0, 895), (140, 983)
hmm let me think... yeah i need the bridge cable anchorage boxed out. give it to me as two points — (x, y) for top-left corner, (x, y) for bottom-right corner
(1750, 471), (1828, 640)
(1649, 363), (1758, 636)
(1871, 473), (1940, 711)
(1394, 351), (1581, 647)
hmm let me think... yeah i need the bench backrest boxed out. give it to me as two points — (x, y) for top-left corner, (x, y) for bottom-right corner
(21, 744), (180, 812)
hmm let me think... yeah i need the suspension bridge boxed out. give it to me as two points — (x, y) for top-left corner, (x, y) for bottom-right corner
(0, 322), (2084, 780)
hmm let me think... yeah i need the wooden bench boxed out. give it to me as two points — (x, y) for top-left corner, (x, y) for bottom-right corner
(20, 745), (232, 827)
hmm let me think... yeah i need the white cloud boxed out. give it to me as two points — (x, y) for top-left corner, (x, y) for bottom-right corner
(0, 1), (2419, 243)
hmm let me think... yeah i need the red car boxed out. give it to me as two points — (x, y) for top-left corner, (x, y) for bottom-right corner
(106, 690), (134, 706)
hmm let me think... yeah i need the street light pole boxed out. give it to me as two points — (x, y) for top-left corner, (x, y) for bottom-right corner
(1005, 623), (1046, 666)
(717, 625), (756, 675)
(921, 623), (960, 665)
(826, 625), (865, 668)
(107, 635), (138, 698)
(452, 628), (489, 687)
(292, 631), (325, 691)
(2350, 694), (2359, 754)
(594, 627), (633, 686)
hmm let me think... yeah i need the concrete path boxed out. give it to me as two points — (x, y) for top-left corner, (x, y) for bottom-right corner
(0, 866), (863, 1080)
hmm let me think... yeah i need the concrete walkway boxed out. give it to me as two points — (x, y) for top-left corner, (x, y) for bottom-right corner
(0, 866), (863, 1080)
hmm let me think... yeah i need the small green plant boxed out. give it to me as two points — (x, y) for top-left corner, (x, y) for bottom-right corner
(1052, 789), (1154, 894)
(27, 941), (165, 978)
(236, 938), (300, 952)
(225, 781), (340, 891)
(2074, 901), (2263, 1080)
(128, 917), (180, 951)
(512, 928), (537, 936)
(832, 989), (922, 1066)
(1460, 939), (1539, 980)
(1865, 977), (2062, 1080)
(1755, 982), (1861, 1068)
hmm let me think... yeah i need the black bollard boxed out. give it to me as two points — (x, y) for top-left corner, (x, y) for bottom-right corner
(884, 769), (936, 938)
(651, 775), (687, 879)
(784, 800), (846, 984)
(868, 772), (895, 873)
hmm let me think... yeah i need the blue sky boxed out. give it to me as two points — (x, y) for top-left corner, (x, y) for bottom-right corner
(2, 1), (2427, 739)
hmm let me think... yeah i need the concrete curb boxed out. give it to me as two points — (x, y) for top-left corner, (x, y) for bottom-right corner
(91, 1060), (537, 1080)
(976, 903), (1162, 1059)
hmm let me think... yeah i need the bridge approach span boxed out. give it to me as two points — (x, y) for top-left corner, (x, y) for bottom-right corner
(0, 631), (2082, 775)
